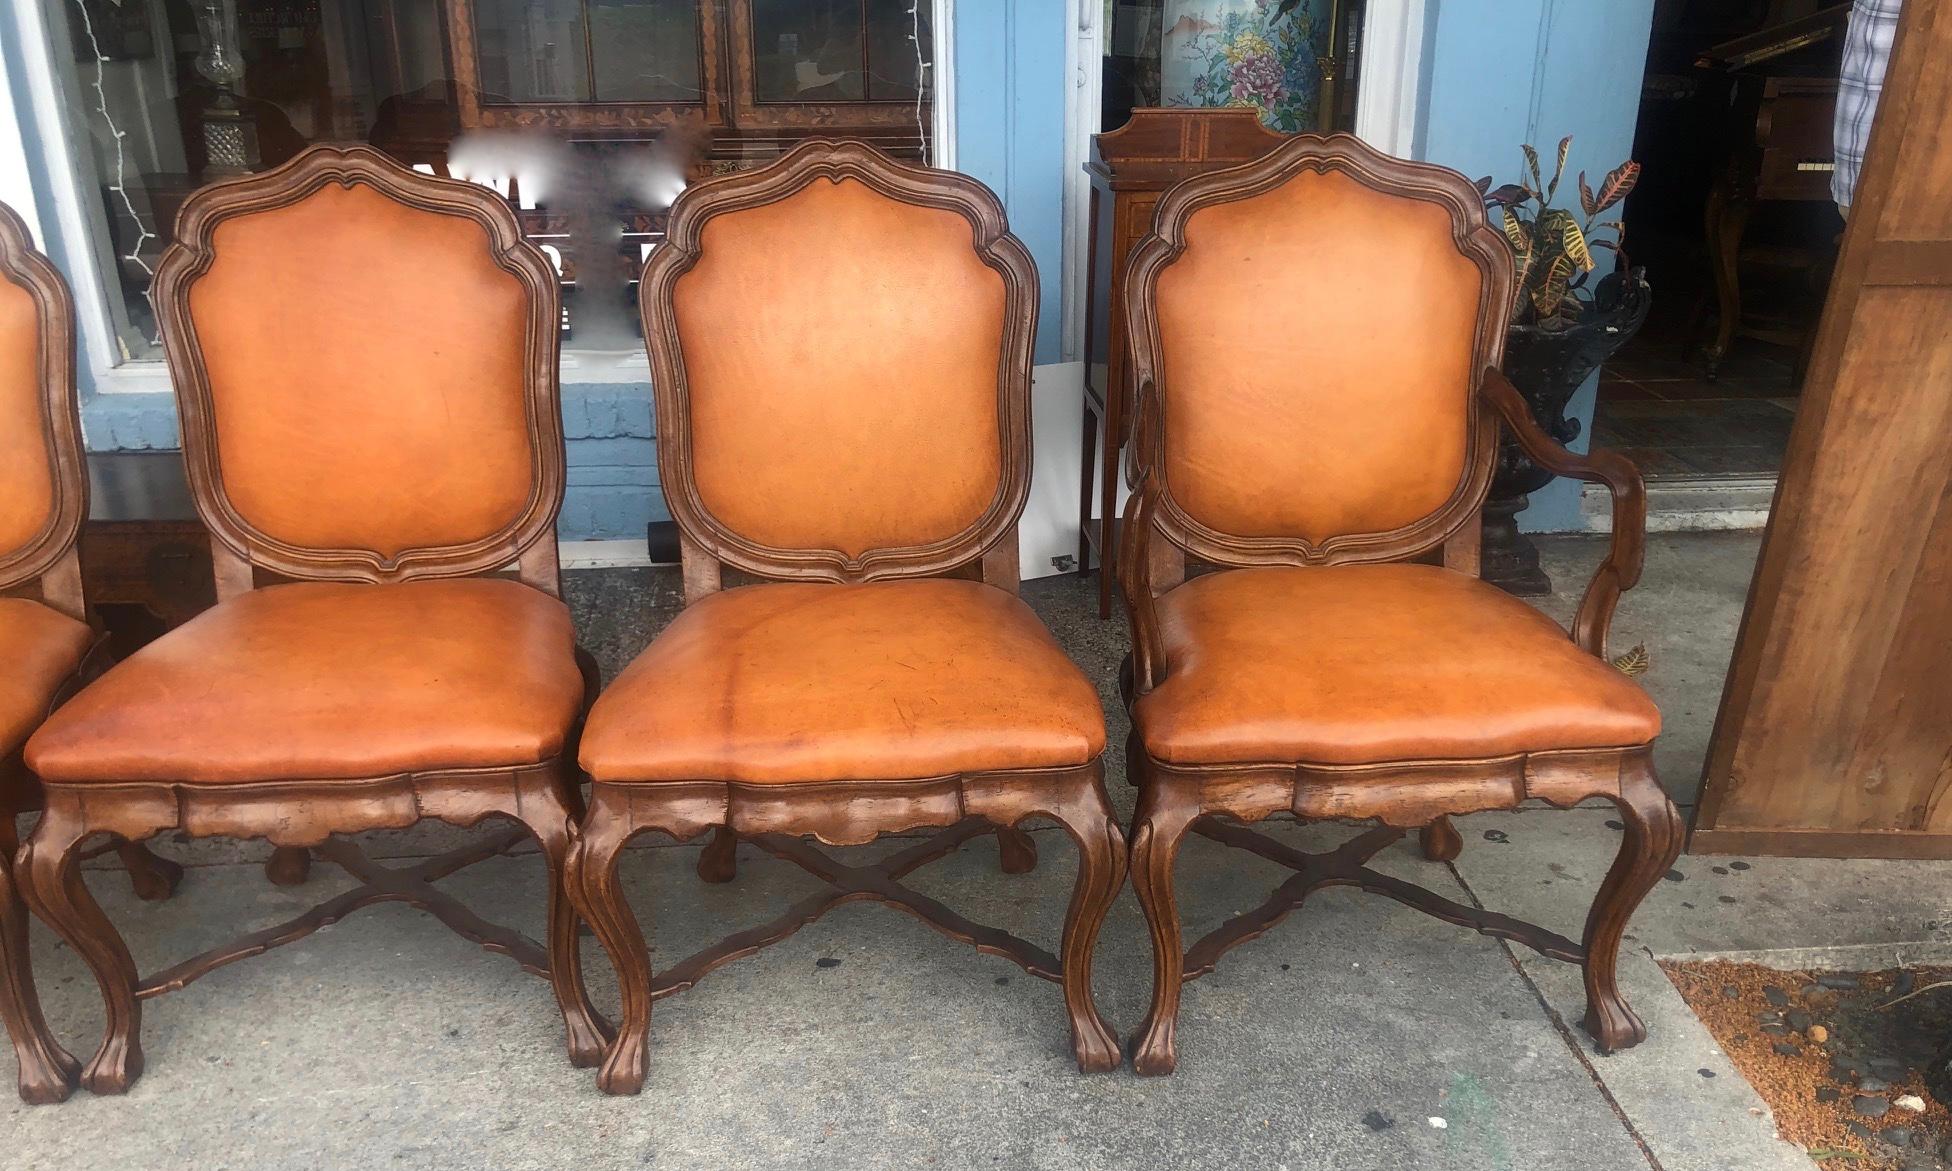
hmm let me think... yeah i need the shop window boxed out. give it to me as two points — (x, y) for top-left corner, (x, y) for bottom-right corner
(43, 0), (934, 365)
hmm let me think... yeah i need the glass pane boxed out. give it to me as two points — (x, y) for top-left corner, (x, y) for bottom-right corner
(751, 0), (865, 103)
(473, 0), (591, 102)
(864, 0), (931, 102)
(589, 0), (704, 101)
(53, 0), (459, 361)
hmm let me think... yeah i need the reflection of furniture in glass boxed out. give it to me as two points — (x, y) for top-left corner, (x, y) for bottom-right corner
(434, 0), (936, 335)
(447, 0), (721, 130)
(1694, 4), (1849, 379)
(441, 0), (932, 144)
(1077, 108), (1286, 618)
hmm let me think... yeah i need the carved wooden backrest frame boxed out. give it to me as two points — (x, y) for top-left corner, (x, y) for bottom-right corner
(151, 144), (567, 597)
(640, 138), (1038, 599)
(1122, 132), (1516, 572)
(0, 201), (86, 621)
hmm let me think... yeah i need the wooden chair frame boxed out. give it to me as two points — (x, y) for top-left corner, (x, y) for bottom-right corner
(11, 147), (609, 1101)
(0, 202), (185, 1104)
(1115, 133), (1682, 1075)
(567, 140), (1126, 1096)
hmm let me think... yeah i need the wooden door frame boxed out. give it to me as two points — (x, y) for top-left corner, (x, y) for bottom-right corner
(1692, 0), (1952, 859)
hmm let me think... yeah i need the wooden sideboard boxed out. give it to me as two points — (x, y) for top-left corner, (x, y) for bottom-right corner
(1077, 109), (1287, 617)
(82, 452), (216, 658)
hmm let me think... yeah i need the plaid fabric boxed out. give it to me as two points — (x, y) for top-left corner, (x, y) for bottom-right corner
(1833, 0), (1904, 208)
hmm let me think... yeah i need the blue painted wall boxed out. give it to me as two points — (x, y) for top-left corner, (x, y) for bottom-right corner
(1416, 0), (1654, 531)
(951, 0), (1070, 366)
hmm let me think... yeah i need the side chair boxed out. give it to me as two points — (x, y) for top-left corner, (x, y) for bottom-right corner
(1115, 134), (1680, 1074)
(0, 201), (184, 1105)
(18, 145), (608, 1096)
(567, 139), (1127, 1095)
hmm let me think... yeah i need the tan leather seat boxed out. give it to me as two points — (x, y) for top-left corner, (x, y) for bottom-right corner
(1134, 563), (1661, 767)
(0, 597), (94, 757)
(580, 578), (1106, 784)
(27, 578), (583, 784)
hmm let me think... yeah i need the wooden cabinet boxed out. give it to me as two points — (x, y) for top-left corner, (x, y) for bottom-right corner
(81, 454), (216, 660)
(1694, 0), (1952, 858)
(1076, 109), (1287, 617)
(437, 0), (931, 155)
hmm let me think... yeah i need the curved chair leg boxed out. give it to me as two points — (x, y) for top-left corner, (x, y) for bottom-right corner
(1, 820), (80, 1104)
(1045, 774), (1126, 1072)
(565, 803), (651, 1096)
(1127, 764), (1200, 1076)
(1581, 759), (1683, 1053)
(1419, 816), (1462, 862)
(264, 846), (311, 887)
(996, 825), (1038, 875)
(515, 785), (612, 1069)
(696, 825), (738, 884)
(17, 808), (143, 1094)
(113, 840), (183, 902)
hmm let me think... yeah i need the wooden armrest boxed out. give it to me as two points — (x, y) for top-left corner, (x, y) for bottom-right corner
(1481, 365), (1647, 658)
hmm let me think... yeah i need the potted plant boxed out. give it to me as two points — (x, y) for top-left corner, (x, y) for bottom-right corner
(1477, 138), (1652, 595)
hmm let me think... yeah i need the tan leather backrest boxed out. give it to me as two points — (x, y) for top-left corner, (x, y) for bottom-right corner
(667, 175), (1011, 560)
(182, 179), (536, 559)
(0, 200), (82, 593)
(1150, 165), (1487, 546)
(0, 268), (53, 563)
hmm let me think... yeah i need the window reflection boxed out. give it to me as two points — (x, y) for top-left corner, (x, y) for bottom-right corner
(47, 0), (929, 362)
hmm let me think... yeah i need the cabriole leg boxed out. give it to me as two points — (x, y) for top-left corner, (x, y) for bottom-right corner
(565, 793), (652, 1096)
(17, 806), (143, 1094)
(516, 781), (612, 1068)
(1581, 759), (1683, 1052)
(1, 817), (80, 1104)
(1045, 771), (1125, 1072)
(1127, 763), (1200, 1076)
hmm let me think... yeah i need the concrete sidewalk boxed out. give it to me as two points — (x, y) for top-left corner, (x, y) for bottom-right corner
(8, 531), (1949, 1170)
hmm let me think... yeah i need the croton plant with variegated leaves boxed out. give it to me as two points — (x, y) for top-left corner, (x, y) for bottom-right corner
(1475, 136), (1641, 328)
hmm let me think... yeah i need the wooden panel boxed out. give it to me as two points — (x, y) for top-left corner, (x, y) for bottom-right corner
(1695, 0), (1952, 855)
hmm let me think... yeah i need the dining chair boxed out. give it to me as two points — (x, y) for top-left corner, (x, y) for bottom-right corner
(18, 145), (607, 1096)
(1115, 133), (1679, 1074)
(567, 139), (1127, 1095)
(0, 201), (186, 1104)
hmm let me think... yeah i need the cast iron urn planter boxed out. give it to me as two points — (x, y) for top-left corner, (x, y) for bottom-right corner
(1482, 267), (1652, 595)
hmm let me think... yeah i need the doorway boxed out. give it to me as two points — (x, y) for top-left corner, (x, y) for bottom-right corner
(1599, 0), (1846, 515)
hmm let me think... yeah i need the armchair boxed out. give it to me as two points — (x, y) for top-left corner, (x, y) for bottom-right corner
(1115, 133), (1679, 1075)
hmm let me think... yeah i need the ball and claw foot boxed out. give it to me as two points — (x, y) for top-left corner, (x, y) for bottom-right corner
(265, 846), (311, 887)
(997, 825), (1038, 874)
(116, 842), (183, 903)
(696, 826), (738, 884)
(1419, 816), (1462, 863)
